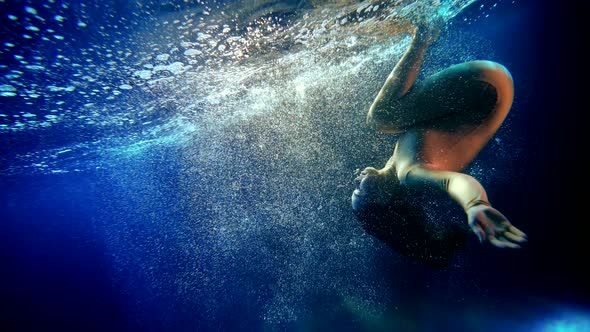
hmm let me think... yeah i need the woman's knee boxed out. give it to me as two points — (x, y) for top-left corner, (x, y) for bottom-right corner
(466, 60), (508, 72)
(444, 60), (509, 80)
(440, 61), (513, 111)
(465, 61), (513, 89)
(467, 61), (514, 108)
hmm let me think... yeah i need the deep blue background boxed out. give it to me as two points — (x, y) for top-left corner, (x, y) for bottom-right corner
(453, 0), (587, 298)
(1, 0), (588, 331)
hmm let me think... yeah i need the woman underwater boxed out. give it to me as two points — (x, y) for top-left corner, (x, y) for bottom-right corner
(351, 19), (527, 249)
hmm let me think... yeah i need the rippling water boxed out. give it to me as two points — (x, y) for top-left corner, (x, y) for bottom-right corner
(1, 0), (484, 176)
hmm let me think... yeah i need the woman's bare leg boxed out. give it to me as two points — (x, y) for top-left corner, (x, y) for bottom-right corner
(366, 22), (441, 133)
(404, 61), (514, 171)
(375, 60), (514, 179)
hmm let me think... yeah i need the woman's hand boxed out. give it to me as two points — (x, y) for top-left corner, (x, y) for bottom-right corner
(467, 204), (528, 248)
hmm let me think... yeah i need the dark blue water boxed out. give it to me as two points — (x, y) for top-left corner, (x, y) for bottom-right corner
(1, 0), (588, 331)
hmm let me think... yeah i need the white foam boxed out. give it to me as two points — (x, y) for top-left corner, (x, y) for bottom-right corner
(134, 70), (153, 80)
(25, 65), (45, 71)
(0, 84), (16, 92)
(184, 49), (202, 56)
(156, 54), (170, 61)
(24, 6), (37, 15)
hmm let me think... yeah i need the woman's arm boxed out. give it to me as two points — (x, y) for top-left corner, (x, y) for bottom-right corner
(403, 166), (527, 248)
(404, 166), (489, 211)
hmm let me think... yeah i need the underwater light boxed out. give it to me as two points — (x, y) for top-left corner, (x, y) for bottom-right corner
(295, 83), (305, 98)
(537, 310), (590, 332)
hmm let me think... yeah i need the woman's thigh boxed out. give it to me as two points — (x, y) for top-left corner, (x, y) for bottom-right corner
(407, 62), (498, 126)
(396, 61), (513, 171)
